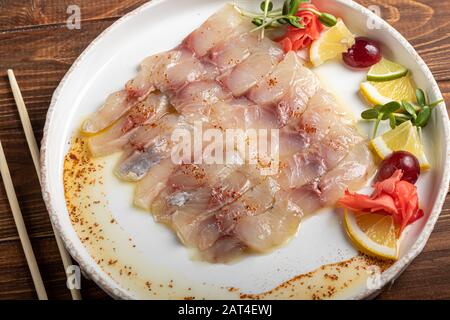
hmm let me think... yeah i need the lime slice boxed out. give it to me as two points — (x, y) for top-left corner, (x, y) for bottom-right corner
(367, 58), (408, 82)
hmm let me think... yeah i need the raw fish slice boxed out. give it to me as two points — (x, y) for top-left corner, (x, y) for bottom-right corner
(128, 49), (214, 95)
(168, 165), (261, 249)
(215, 178), (278, 235)
(87, 92), (169, 157)
(82, 91), (135, 134)
(200, 236), (245, 263)
(150, 163), (235, 220)
(82, 57), (162, 134)
(128, 113), (189, 152)
(288, 143), (374, 216)
(208, 23), (256, 72)
(115, 136), (170, 181)
(82, 49), (207, 133)
(278, 89), (362, 189)
(134, 158), (176, 210)
(288, 183), (322, 216)
(167, 164), (255, 215)
(248, 51), (300, 106)
(279, 124), (364, 189)
(277, 129), (310, 160)
(184, 4), (243, 57)
(125, 54), (160, 98)
(208, 21), (278, 71)
(318, 142), (375, 205)
(170, 80), (231, 122)
(276, 65), (320, 126)
(121, 93), (170, 132)
(210, 99), (280, 130)
(115, 114), (189, 181)
(220, 46), (283, 97)
(279, 149), (328, 189)
(208, 168), (257, 210)
(151, 49), (213, 92)
(173, 210), (221, 251)
(234, 192), (302, 252)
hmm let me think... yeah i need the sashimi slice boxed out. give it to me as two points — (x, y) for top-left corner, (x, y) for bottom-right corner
(215, 178), (279, 235)
(200, 236), (245, 263)
(170, 80), (231, 122)
(220, 47), (283, 97)
(184, 4), (243, 57)
(248, 51), (300, 106)
(208, 22), (280, 72)
(81, 91), (134, 134)
(114, 114), (189, 181)
(318, 142), (375, 206)
(134, 158), (176, 210)
(87, 92), (169, 157)
(234, 192), (302, 252)
(210, 99), (280, 130)
(276, 64), (320, 126)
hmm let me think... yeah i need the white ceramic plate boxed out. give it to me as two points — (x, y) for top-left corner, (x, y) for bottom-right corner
(41, 0), (450, 299)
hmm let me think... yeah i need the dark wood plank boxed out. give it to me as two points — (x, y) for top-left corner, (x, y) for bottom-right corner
(0, 20), (122, 243)
(0, 237), (110, 299)
(0, 0), (146, 31)
(0, 0), (448, 300)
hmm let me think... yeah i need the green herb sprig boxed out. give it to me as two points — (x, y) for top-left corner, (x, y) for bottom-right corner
(234, 0), (338, 39)
(361, 88), (444, 138)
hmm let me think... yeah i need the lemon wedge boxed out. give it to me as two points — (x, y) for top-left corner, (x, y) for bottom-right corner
(367, 58), (409, 82)
(370, 120), (430, 169)
(310, 19), (355, 67)
(360, 76), (417, 106)
(344, 209), (398, 260)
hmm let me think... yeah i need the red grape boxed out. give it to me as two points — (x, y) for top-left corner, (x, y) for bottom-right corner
(377, 151), (420, 184)
(343, 37), (382, 69)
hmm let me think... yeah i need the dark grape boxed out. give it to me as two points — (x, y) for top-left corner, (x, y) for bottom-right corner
(376, 151), (420, 184)
(343, 37), (382, 69)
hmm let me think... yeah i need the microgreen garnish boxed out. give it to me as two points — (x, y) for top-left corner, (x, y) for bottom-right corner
(361, 89), (444, 138)
(234, 0), (338, 39)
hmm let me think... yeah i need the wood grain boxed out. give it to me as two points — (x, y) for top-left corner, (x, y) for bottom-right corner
(0, 0), (448, 300)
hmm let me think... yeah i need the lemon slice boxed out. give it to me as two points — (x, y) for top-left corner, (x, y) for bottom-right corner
(370, 120), (430, 169)
(360, 76), (416, 105)
(344, 209), (398, 260)
(310, 19), (355, 67)
(367, 58), (408, 82)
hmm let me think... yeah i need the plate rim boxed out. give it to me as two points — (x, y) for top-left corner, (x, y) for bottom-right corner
(40, 0), (450, 300)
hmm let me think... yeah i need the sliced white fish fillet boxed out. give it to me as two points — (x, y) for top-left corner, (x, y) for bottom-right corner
(87, 92), (169, 157)
(134, 158), (176, 210)
(82, 91), (134, 134)
(318, 142), (375, 205)
(170, 80), (231, 122)
(220, 44), (283, 96)
(235, 192), (302, 252)
(184, 4), (243, 57)
(79, 5), (375, 263)
(114, 114), (189, 181)
(248, 51), (300, 106)
(275, 63), (320, 127)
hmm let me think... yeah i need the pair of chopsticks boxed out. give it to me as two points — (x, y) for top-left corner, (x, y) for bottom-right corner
(4, 69), (81, 300)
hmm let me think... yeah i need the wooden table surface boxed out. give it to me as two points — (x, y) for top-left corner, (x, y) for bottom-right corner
(0, 0), (448, 300)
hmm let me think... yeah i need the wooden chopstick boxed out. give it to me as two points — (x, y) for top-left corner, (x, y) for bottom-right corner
(7, 69), (82, 300)
(0, 141), (48, 300)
